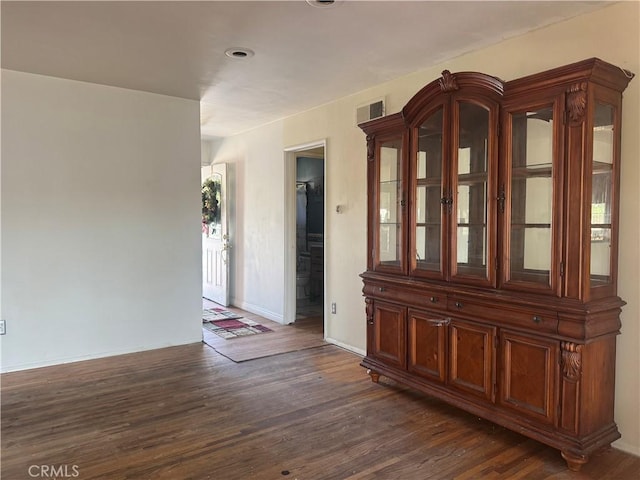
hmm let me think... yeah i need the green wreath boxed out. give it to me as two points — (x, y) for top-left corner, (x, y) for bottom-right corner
(202, 178), (221, 225)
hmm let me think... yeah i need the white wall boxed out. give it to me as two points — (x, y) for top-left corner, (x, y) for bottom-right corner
(211, 2), (640, 455)
(0, 71), (203, 371)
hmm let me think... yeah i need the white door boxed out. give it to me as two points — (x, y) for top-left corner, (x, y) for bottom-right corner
(202, 163), (230, 306)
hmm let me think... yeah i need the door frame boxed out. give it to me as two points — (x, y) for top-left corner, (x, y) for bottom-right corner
(283, 139), (327, 328)
(202, 162), (230, 306)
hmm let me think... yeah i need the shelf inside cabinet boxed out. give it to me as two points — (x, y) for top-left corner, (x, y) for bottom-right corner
(511, 163), (552, 178)
(593, 161), (613, 172)
(457, 172), (488, 185)
(511, 223), (551, 228)
(416, 177), (443, 185)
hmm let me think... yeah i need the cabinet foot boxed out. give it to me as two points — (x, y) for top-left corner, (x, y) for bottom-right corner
(366, 369), (380, 383)
(561, 451), (588, 471)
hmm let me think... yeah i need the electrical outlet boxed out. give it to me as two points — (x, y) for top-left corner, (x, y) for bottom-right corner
(331, 303), (337, 314)
(0, 320), (5, 335)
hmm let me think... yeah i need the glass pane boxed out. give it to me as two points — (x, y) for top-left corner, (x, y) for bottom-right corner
(416, 185), (426, 223)
(509, 107), (553, 285)
(415, 108), (443, 271)
(456, 102), (488, 277)
(379, 141), (402, 266)
(591, 103), (614, 286)
(379, 224), (399, 262)
(380, 182), (397, 223)
(457, 185), (470, 263)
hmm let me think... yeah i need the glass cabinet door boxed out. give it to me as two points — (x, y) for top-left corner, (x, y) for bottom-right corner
(376, 137), (405, 271)
(504, 104), (558, 292)
(413, 106), (445, 277)
(452, 101), (492, 282)
(590, 102), (615, 288)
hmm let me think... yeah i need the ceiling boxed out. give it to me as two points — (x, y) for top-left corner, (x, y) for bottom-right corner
(1, 1), (612, 138)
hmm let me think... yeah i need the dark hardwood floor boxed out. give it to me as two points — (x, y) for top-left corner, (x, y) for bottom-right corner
(2, 340), (639, 479)
(202, 303), (325, 362)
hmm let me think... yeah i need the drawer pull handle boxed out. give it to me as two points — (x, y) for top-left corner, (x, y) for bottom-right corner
(378, 286), (385, 292)
(427, 318), (451, 327)
(430, 296), (438, 303)
(532, 315), (542, 324)
(455, 301), (463, 309)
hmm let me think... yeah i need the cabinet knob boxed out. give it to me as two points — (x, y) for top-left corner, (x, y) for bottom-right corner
(455, 301), (464, 309)
(378, 286), (385, 292)
(532, 315), (542, 324)
(430, 296), (438, 303)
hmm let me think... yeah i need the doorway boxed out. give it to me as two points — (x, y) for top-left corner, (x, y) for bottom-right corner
(284, 141), (326, 332)
(202, 163), (230, 306)
(295, 152), (324, 321)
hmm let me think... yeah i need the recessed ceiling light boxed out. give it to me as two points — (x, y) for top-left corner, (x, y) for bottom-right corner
(306, 0), (341, 8)
(225, 48), (255, 59)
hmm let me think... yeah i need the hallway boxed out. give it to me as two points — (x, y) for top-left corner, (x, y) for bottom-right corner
(202, 299), (325, 362)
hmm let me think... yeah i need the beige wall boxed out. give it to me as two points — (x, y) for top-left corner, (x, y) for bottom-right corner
(206, 122), (287, 321)
(215, 2), (639, 455)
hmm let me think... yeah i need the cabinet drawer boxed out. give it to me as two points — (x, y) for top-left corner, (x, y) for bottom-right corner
(447, 297), (558, 333)
(364, 282), (447, 311)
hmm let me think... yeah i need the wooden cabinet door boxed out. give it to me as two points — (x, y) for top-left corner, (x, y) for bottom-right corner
(448, 319), (496, 401)
(410, 101), (448, 281)
(408, 309), (448, 383)
(449, 96), (500, 288)
(499, 331), (559, 425)
(500, 95), (564, 296)
(370, 301), (407, 369)
(370, 132), (409, 275)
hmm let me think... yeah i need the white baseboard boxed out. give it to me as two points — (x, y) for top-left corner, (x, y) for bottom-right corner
(231, 298), (284, 324)
(325, 337), (365, 357)
(612, 439), (640, 457)
(0, 337), (202, 373)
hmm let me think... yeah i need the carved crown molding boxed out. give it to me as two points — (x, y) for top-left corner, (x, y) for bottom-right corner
(561, 342), (583, 382)
(439, 70), (459, 92)
(567, 82), (588, 123)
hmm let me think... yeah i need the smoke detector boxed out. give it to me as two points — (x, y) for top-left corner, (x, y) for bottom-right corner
(225, 48), (255, 59)
(306, 0), (341, 8)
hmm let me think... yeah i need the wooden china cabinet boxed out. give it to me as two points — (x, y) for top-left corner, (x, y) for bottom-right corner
(358, 58), (634, 471)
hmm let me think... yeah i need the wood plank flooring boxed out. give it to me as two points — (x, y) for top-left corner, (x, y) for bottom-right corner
(202, 306), (326, 362)
(2, 342), (639, 479)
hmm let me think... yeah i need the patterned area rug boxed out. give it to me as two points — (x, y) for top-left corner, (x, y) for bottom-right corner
(203, 317), (274, 339)
(202, 307), (243, 322)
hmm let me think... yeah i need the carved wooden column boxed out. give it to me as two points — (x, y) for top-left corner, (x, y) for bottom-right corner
(559, 341), (587, 471)
(366, 135), (375, 162)
(564, 82), (588, 300)
(560, 341), (583, 433)
(364, 297), (379, 383)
